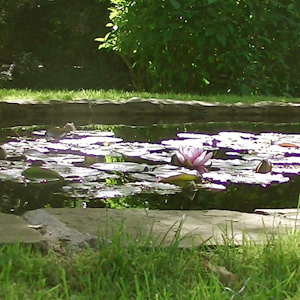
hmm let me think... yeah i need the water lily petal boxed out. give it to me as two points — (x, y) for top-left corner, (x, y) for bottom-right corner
(192, 151), (208, 167)
(176, 152), (186, 164)
(187, 147), (202, 163)
(193, 151), (213, 167)
(201, 151), (213, 165)
(180, 146), (190, 158)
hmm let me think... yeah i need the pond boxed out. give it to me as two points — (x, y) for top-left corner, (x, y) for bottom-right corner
(1, 120), (300, 215)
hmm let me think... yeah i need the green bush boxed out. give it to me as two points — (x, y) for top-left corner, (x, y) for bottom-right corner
(96, 0), (300, 96)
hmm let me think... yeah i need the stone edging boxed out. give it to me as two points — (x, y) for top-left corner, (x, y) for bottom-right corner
(1, 98), (300, 126)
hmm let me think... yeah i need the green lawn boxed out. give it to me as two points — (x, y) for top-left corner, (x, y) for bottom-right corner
(1, 228), (300, 300)
(0, 88), (297, 104)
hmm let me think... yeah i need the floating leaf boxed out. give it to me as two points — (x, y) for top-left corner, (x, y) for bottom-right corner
(134, 181), (181, 195)
(203, 170), (289, 186)
(23, 167), (63, 181)
(196, 182), (226, 191)
(0, 147), (7, 160)
(278, 142), (299, 148)
(47, 127), (69, 138)
(0, 168), (24, 181)
(93, 184), (142, 198)
(160, 173), (199, 183)
(92, 162), (148, 173)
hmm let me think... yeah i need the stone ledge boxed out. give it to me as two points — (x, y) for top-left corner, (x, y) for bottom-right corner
(1, 208), (299, 250)
(1, 98), (300, 126)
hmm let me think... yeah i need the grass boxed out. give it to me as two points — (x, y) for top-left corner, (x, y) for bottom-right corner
(0, 88), (299, 104)
(2, 227), (300, 299)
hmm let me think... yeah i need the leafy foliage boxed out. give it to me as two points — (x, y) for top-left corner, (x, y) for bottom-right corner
(96, 0), (300, 96)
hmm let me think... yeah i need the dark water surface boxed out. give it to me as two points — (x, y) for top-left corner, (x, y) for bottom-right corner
(1, 120), (300, 215)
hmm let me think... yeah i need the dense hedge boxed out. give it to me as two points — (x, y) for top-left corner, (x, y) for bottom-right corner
(96, 0), (300, 96)
(0, 0), (131, 90)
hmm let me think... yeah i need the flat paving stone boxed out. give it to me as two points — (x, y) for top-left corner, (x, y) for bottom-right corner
(1, 208), (299, 248)
(20, 208), (300, 248)
(0, 213), (43, 243)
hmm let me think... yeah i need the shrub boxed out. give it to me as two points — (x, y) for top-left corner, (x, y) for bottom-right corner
(96, 0), (300, 96)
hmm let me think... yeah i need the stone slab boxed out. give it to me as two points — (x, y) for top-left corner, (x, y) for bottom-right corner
(23, 209), (110, 252)
(21, 208), (300, 248)
(254, 208), (300, 220)
(0, 213), (43, 243)
(1, 208), (299, 248)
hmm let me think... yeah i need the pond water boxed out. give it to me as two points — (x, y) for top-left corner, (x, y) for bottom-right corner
(1, 121), (300, 215)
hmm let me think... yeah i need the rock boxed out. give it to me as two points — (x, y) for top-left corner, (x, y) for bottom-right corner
(23, 209), (111, 253)
(0, 213), (43, 243)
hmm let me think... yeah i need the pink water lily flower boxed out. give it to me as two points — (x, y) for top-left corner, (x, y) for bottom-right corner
(172, 146), (213, 174)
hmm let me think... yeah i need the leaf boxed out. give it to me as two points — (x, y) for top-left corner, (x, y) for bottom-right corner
(207, 7), (217, 17)
(287, 3), (294, 12)
(281, 41), (289, 49)
(216, 33), (227, 47)
(278, 142), (299, 148)
(207, 0), (219, 4)
(92, 162), (148, 173)
(205, 28), (215, 37)
(160, 173), (199, 183)
(261, 36), (272, 44)
(94, 32), (111, 43)
(23, 167), (63, 181)
(180, 71), (189, 83)
(46, 127), (69, 138)
(170, 0), (180, 9)
(227, 23), (234, 34)
(0, 147), (7, 160)
(203, 78), (210, 85)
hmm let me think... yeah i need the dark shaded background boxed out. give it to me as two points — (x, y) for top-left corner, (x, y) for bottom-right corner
(0, 0), (131, 90)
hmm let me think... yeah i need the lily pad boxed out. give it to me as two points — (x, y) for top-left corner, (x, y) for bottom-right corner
(203, 170), (289, 186)
(160, 173), (199, 183)
(133, 181), (181, 195)
(196, 182), (226, 191)
(140, 152), (172, 163)
(92, 162), (149, 173)
(72, 131), (115, 138)
(92, 184), (142, 198)
(22, 166), (63, 181)
(0, 168), (24, 181)
(60, 136), (123, 146)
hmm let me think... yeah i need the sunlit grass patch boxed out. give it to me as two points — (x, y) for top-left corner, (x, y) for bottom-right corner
(0, 88), (298, 104)
(1, 225), (300, 299)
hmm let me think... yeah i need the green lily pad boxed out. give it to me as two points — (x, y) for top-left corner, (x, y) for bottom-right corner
(92, 162), (148, 173)
(160, 173), (199, 183)
(0, 147), (7, 160)
(22, 167), (63, 181)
